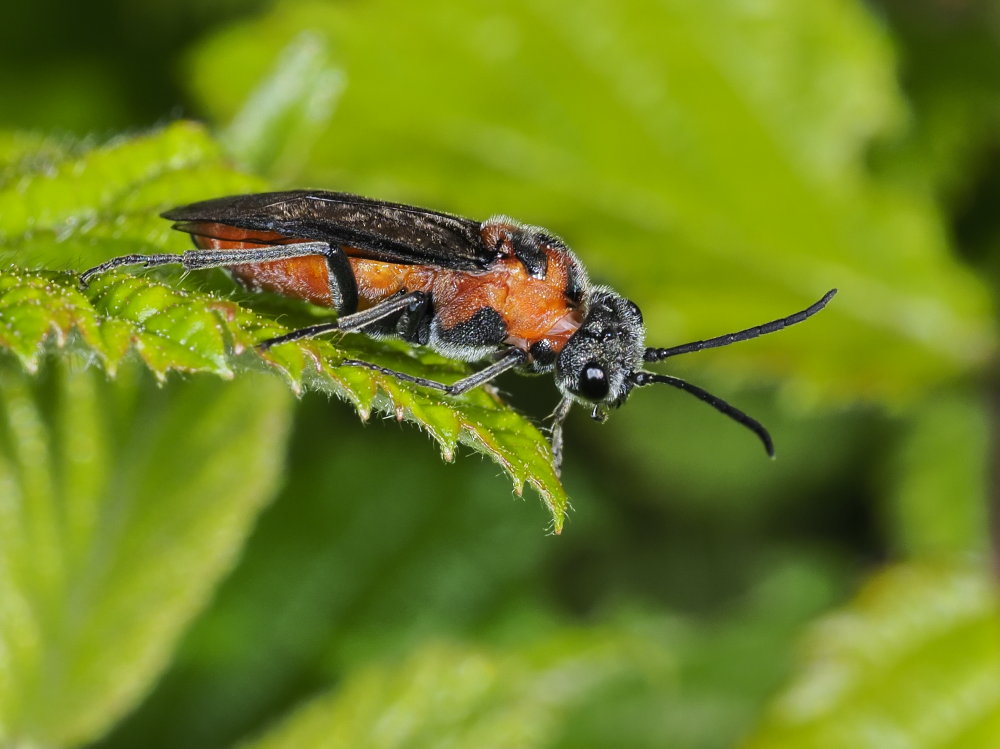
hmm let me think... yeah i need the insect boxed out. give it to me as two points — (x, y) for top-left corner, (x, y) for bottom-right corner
(80, 190), (836, 473)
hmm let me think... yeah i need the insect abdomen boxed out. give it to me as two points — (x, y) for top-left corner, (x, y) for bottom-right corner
(189, 222), (336, 307)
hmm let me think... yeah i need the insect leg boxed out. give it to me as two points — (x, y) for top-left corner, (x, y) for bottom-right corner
(548, 396), (574, 477)
(334, 292), (431, 334)
(338, 346), (527, 396)
(257, 291), (430, 350)
(82, 241), (360, 315)
(80, 242), (333, 285)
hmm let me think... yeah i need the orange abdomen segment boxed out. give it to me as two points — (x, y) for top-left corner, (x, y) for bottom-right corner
(349, 259), (438, 306)
(189, 222), (335, 307)
(186, 221), (438, 311)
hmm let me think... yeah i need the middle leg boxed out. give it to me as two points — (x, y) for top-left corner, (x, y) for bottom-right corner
(257, 290), (431, 350)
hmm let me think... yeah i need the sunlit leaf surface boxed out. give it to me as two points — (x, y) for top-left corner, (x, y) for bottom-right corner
(745, 563), (1000, 749)
(240, 629), (674, 749)
(0, 359), (291, 747)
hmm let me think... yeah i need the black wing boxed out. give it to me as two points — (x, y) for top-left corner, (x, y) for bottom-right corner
(161, 190), (494, 271)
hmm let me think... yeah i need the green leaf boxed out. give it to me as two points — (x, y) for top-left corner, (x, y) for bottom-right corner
(221, 31), (345, 179)
(189, 0), (996, 404)
(0, 120), (266, 273)
(0, 356), (292, 747)
(239, 628), (674, 749)
(883, 390), (991, 558)
(745, 562), (1000, 749)
(0, 125), (569, 530)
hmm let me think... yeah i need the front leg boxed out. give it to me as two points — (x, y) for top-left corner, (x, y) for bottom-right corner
(548, 396), (574, 478)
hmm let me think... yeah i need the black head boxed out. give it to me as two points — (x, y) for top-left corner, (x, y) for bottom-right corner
(549, 288), (838, 471)
(555, 287), (646, 417)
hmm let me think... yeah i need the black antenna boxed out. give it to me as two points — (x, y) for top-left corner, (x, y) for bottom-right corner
(644, 289), (837, 362)
(631, 371), (774, 456)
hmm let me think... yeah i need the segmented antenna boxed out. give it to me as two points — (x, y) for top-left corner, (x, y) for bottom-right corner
(644, 289), (837, 362)
(630, 371), (774, 456)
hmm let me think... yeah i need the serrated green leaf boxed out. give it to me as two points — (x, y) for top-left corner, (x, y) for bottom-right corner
(0, 126), (568, 530)
(188, 0), (996, 404)
(744, 562), (1000, 749)
(0, 357), (292, 747)
(239, 629), (674, 749)
(0, 121), (265, 274)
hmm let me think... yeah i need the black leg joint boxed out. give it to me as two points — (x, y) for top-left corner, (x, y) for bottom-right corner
(324, 246), (359, 315)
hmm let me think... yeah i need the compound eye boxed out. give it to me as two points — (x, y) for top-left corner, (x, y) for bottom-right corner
(579, 361), (610, 401)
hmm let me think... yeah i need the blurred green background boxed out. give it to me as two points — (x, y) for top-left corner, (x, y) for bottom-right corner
(1, 0), (1000, 747)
